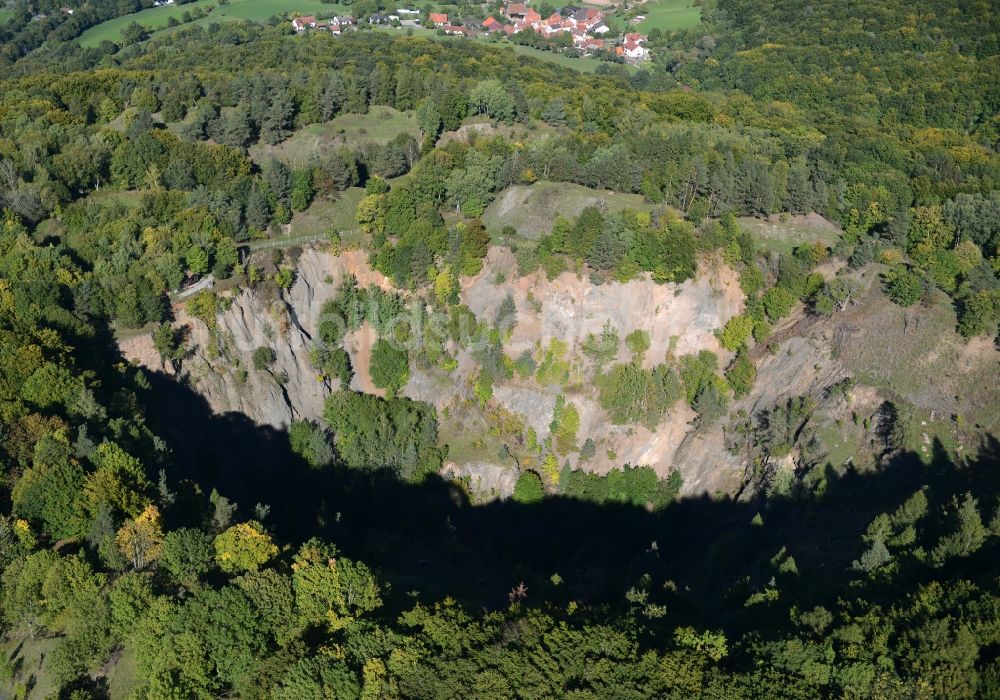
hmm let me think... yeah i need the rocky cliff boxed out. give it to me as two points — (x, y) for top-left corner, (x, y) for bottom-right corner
(119, 245), (751, 497)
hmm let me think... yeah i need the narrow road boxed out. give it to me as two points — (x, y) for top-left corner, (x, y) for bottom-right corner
(172, 274), (214, 301)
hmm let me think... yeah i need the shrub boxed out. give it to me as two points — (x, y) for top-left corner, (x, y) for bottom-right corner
(762, 286), (796, 321)
(252, 346), (276, 370)
(369, 339), (410, 394)
(718, 315), (754, 351)
(679, 350), (719, 405)
(274, 268), (295, 290)
(882, 268), (923, 307)
(513, 471), (545, 504)
(597, 363), (681, 426)
(625, 329), (651, 358)
(726, 348), (756, 398)
(289, 420), (335, 468)
(957, 290), (999, 337)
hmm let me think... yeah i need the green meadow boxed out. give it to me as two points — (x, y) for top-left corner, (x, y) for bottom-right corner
(635, 0), (701, 32)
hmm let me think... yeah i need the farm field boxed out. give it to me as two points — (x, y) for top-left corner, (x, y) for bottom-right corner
(501, 42), (621, 73)
(78, 0), (215, 46)
(78, 0), (352, 46)
(483, 181), (650, 239)
(634, 0), (701, 32)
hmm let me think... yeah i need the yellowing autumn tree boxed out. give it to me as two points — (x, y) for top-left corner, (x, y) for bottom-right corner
(552, 399), (580, 454)
(214, 520), (278, 573)
(541, 453), (560, 486)
(434, 266), (453, 305)
(116, 505), (164, 570)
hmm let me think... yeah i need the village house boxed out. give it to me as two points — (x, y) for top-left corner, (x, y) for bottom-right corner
(621, 38), (648, 60)
(505, 3), (528, 20)
(292, 15), (316, 32)
(490, 1), (624, 57)
(429, 12), (449, 27)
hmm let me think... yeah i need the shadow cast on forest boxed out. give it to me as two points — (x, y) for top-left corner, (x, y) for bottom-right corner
(137, 362), (1000, 616)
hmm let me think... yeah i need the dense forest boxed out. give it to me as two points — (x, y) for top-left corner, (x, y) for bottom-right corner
(0, 0), (998, 696)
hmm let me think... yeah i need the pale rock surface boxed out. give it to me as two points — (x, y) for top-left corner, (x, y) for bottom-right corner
(119, 245), (751, 497)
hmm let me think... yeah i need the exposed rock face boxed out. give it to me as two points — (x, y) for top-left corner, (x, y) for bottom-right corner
(442, 461), (520, 501)
(461, 248), (744, 364)
(117, 243), (996, 503)
(119, 249), (395, 429)
(119, 244), (749, 496)
(178, 287), (329, 429)
(460, 247), (748, 495)
(118, 333), (174, 376)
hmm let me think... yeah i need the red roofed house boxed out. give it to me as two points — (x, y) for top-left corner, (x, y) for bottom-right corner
(524, 9), (541, 24)
(442, 24), (466, 35)
(505, 3), (528, 20)
(625, 32), (645, 43)
(482, 16), (501, 31)
(429, 12), (449, 26)
(503, 23), (516, 35)
(292, 15), (316, 32)
(623, 39), (648, 59)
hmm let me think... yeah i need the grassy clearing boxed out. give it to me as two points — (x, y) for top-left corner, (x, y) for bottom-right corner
(438, 115), (562, 147)
(635, 0), (701, 32)
(33, 218), (65, 242)
(483, 181), (649, 239)
(88, 189), (146, 207)
(288, 187), (366, 239)
(834, 273), (1000, 434)
(0, 8), (13, 24)
(438, 404), (514, 466)
(250, 106), (419, 168)
(501, 42), (623, 74)
(814, 422), (869, 471)
(106, 646), (140, 699)
(1, 635), (61, 700)
(738, 214), (842, 256)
